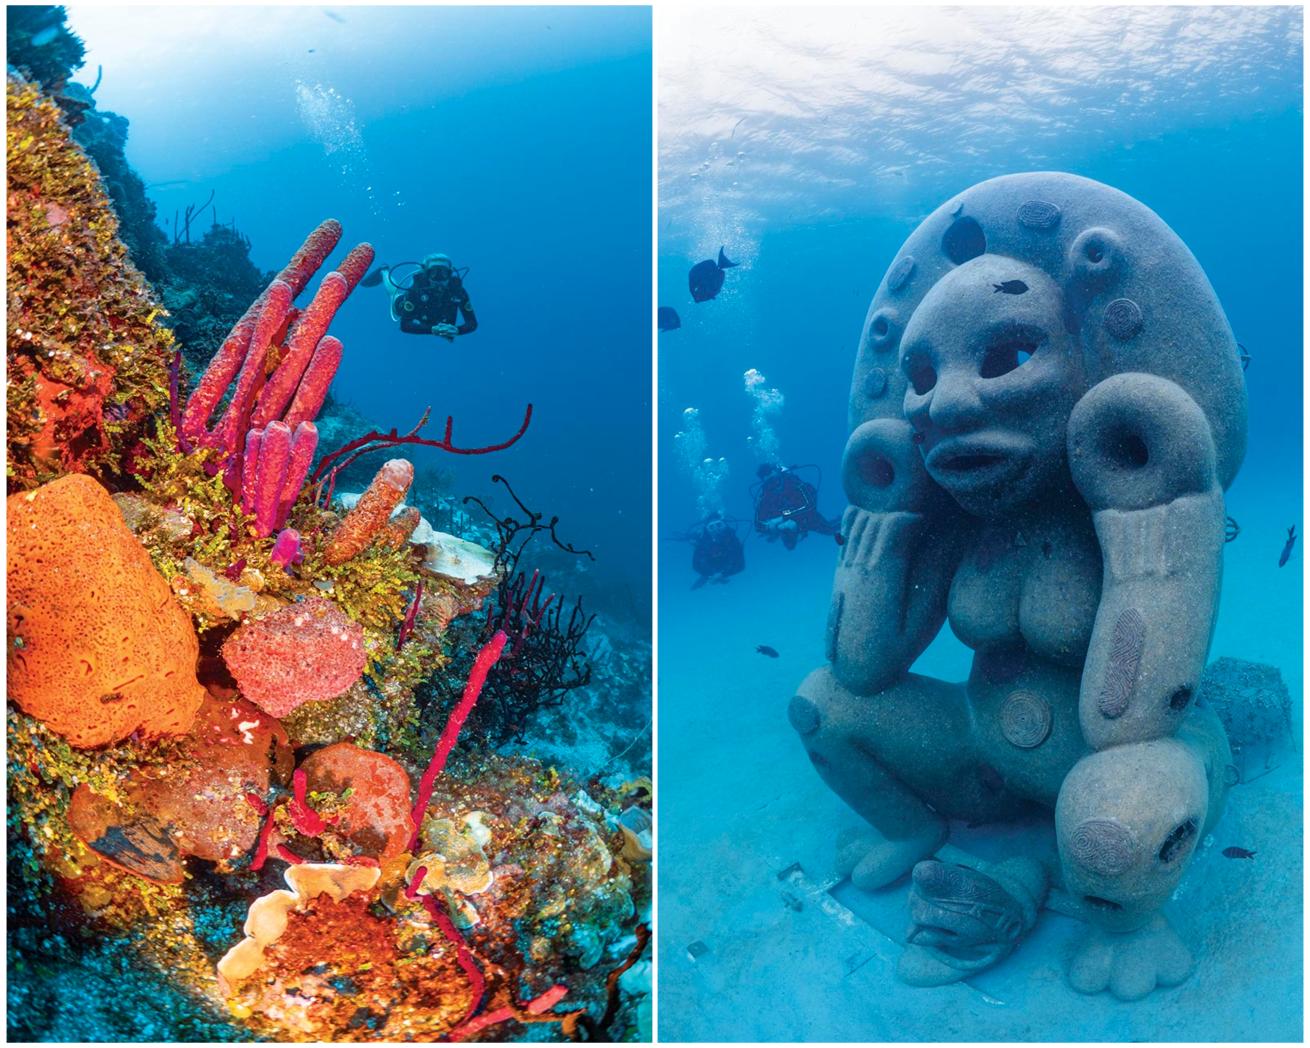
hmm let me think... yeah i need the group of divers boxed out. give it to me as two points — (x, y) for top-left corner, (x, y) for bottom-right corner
(663, 246), (844, 588)
(679, 464), (841, 589)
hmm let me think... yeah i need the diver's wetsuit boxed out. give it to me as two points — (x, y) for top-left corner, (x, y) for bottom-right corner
(692, 518), (745, 584)
(754, 468), (839, 550)
(393, 269), (478, 336)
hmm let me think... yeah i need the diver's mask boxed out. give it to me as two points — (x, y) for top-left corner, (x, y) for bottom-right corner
(422, 254), (453, 284)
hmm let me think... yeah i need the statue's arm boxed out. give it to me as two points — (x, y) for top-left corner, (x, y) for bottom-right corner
(828, 418), (966, 696)
(1067, 374), (1226, 749)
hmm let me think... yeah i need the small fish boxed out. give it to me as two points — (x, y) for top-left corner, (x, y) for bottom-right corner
(1224, 515), (1240, 543)
(658, 306), (681, 331)
(993, 280), (1028, 295)
(1279, 525), (1296, 567)
(834, 532), (845, 547)
(689, 247), (738, 303)
(756, 645), (779, 658)
(1238, 342), (1251, 371)
(1222, 846), (1256, 859)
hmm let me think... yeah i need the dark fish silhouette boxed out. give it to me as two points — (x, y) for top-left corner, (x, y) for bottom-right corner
(1224, 515), (1240, 543)
(756, 645), (779, 658)
(689, 247), (738, 303)
(360, 266), (386, 288)
(658, 307), (681, 331)
(1222, 846), (1256, 859)
(993, 280), (1028, 295)
(1238, 342), (1251, 371)
(1279, 525), (1296, 567)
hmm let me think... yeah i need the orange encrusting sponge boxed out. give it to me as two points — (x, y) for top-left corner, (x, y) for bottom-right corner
(7, 473), (206, 748)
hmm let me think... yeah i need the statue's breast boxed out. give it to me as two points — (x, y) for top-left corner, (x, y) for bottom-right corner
(948, 515), (1102, 666)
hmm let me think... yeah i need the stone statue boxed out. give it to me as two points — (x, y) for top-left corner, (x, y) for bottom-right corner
(790, 172), (1246, 1001)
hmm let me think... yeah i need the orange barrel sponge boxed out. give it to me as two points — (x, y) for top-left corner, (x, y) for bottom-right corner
(221, 596), (367, 717)
(7, 473), (206, 748)
(323, 458), (414, 565)
(297, 742), (413, 859)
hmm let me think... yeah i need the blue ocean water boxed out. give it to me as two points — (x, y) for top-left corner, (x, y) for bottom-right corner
(68, 3), (653, 623)
(657, 7), (1302, 1041)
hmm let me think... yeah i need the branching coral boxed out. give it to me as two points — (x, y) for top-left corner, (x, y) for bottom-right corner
(420, 477), (597, 746)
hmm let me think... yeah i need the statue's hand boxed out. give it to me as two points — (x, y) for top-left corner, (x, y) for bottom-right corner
(828, 421), (959, 695)
(1067, 373), (1219, 512)
(840, 418), (938, 515)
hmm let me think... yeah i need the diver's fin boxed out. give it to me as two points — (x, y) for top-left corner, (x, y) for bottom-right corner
(360, 265), (386, 288)
(718, 246), (739, 269)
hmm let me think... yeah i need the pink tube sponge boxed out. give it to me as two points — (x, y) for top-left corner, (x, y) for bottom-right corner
(221, 597), (366, 718)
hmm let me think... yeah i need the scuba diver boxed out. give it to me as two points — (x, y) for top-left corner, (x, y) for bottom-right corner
(752, 463), (841, 550)
(363, 253), (478, 340)
(689, 511), (746, 589)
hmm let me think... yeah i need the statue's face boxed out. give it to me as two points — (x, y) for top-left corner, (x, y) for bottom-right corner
(900, 256), (1082, 516)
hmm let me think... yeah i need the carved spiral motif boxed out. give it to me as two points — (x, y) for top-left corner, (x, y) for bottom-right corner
(1068, 819), (1138, 877)
(1000, 690), (1052, 749)
(1103, 298), (1144, 341)
(887, 255), (916, 293)
(1017, 199), (1061, 230)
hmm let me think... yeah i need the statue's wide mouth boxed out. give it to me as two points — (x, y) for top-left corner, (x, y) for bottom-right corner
(933, 451), (1005, 473)
(924, 434), (1025, 484)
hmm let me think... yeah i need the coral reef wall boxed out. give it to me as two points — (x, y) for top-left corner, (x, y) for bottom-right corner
(6, 74), (173, 493)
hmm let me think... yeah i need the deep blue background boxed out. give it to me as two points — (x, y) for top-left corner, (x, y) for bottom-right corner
(70, 6), (653, 622)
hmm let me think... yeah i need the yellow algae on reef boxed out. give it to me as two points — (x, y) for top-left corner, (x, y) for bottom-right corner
(6, 74), (173, 492)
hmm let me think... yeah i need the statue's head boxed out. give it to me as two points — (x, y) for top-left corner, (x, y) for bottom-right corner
(845, 172), (1248, 518)
(900, 255), (1082, 516)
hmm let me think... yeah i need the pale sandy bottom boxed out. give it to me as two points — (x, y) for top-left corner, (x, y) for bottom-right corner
(656, 480), (1302, 1042)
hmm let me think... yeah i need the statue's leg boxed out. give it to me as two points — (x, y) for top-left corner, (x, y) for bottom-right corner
(790, 665), (988, 889)
(1055, 706), (1232, 1001)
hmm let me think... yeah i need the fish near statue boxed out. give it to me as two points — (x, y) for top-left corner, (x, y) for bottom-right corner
(688, 247), (739, 303)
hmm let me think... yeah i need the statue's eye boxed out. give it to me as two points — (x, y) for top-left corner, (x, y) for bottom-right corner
(904, 355), (937, 396)
(980, 340), (1035, 379)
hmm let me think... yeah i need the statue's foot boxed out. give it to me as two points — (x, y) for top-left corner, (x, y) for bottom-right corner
(1068, 913), (1194, 1001)
(837, 823), (945, 891)
(896, 857), (1045, 986)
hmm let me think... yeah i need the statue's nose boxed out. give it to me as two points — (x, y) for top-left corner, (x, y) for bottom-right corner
(928, 369), (986, 433)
